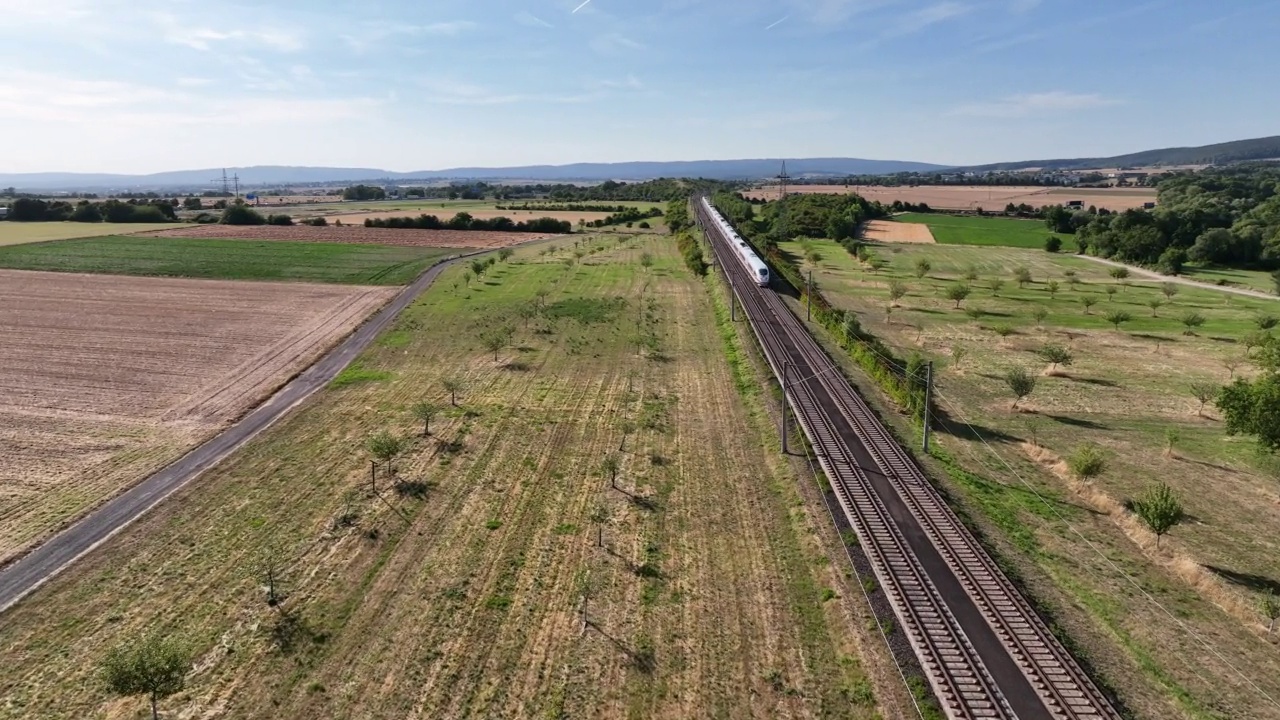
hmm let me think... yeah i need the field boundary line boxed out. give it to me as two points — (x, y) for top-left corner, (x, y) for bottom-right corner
(0, 247), (499, 614)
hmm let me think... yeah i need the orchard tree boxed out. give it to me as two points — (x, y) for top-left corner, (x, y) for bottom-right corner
(1032, 307), (1049, 326)
(1013, 267), (1033, 288)
(946, 283), (971, 309)
(601, 454), (621, 491)
(367, 430), (406, 479)
(411, 401), (439, 436)
(480, 325), (514, 362)
(441, 377), (463, 406)
(1161, 282), (1179, 302)
(1067, 444), (1107, 482)
(1180, 311), (1206, 336)
(1036, 343), (1073, 373)
(1132, 483), (1184, 548)
(1189, 382), (1217, 416)
(1147, 298), (1164, 317)
(1081, 296), (1098, 314)
(100, 634), (191, 720)
(913, 258), (931, 279)
(887, 280), (908, 306)
(1109, 266), (1130, 283)
(1004, 367), (1036, 409)
(1104, 309), (1132, 331)
(989, 277), (1005, 296)
(1046, 280), (1060, 298)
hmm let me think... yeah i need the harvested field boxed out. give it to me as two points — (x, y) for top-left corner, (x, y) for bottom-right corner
(861, 219), (935, 244)
(331, 208), (615, 225)
(746, 185), (1157, 212)
(141, 224), (551, 248)
(0, 222), (178, 247)
(0, 238), (890, 720)
(0, 269), (396, 566)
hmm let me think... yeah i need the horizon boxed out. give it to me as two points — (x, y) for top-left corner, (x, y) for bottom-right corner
(2, 0), (1278, 174)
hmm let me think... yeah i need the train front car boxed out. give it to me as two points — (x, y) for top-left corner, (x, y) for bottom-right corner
(749, 256), (770, 286)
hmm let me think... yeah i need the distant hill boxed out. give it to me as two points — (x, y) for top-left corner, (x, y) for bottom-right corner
(0, 158), (946, 191)
(956, 135), (1280, 173)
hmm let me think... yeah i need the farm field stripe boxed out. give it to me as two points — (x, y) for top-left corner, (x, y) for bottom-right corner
(0, 250), (488, 614)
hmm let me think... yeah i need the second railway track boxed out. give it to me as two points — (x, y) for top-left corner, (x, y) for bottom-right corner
(695, 198), (1120, 720)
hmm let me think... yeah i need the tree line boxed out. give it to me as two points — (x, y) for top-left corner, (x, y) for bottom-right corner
(6, 197), (177, 223)
(1050, 164), (1280, 273)
(364, 212), (571, 233)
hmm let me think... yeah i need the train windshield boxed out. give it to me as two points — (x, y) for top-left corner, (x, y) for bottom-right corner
(758, 269), (768, 280)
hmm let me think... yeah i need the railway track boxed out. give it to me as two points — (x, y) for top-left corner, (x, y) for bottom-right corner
(695, 199), (1120, 720)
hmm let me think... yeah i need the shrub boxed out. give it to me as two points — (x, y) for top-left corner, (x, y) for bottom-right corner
(1044, 236), (1062, 253)
(221, 204), (266, 225)
(266, 214), (294, 226)
(1004, 367), (1036, 409)
(1067, 444), (1106, 481)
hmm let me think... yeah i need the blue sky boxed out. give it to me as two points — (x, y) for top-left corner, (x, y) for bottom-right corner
(1, 0), (1276, 174)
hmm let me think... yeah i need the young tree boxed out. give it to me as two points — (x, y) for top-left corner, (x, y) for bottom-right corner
(1164, 427), (1179, 458)
(913, 258), (931, 279)
(989, 277), (1005, 296)
(367, 430), (406, 480)
(946, 283), (971, 309)
(1254, 314), (1278, 331)
(1046, 280), (1060, 298)
(1161, 282), (1179, 301)
(480, 325), (514, 362)
(1223, 356), (1241, 380)
(1004, 366), (1036, 409)
(411, 401), (439, 436)
(1064, 270), (1080, 287)
(639, 252), (653, 269)
(470, 258), (488, 278)
(1013, 267), (1033, 288)
(963, 265), (980, 282)
(950, 345), (967, 369)
(887, 280), (908, 306)
(1109, 266), (1130, 282)
(1132, 482), (1184, 548)
(866, 256), (889, 272)
(1189, 382), (1217, 416)
(1243, 330), (1270, 357)
(601, 454), (621, 491)
(1067, 443), (1107, 482)
(100, 634), (191, 720)
(964, 307), (985, 322)
(462, 270), (472, 288)
(441, 377), (463, 406)
(1146, 298), (1164, 317)
(1104, 285), (1118, 302)
(1180, 311), (1205, 336)
(1032, 306), (1049, 326)
(1081, 296), (1098, 314)
(1036, 343), (1073, 373)
(498, 247), (515, 262)
(1262, 593), (1280, 633)
(1104, 309), (1132, 331)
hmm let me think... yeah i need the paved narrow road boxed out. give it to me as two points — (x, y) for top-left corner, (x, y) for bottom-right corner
(0, 254), (474, 614)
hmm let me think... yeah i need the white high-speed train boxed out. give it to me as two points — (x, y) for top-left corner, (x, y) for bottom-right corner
(701, 197), (770, 287)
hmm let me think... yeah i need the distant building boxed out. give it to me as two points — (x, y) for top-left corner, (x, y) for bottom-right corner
(1066, 200), (1084, 208)
(1143, 201), (1157, 209)
(0, 207), (8, 220)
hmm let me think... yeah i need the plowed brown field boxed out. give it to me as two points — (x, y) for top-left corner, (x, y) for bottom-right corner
(862, 219), (935, 244)
(141, 224), (556, 248)
(747, 185), (1157, 211)
(0, 270), (396, 566)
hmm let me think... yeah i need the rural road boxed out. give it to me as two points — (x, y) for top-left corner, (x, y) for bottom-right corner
(1079, 254), (1278, 301)
(0, 252), (482, 615)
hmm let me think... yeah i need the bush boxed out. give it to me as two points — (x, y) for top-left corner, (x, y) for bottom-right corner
(266, 214), (294, 226)
(1044, 236), (1062, 253)
(1067, 444), (1107, 481)
(221, 204), (267, 226)
(305, 217), (328, 227)
(69, 203), (103, 223)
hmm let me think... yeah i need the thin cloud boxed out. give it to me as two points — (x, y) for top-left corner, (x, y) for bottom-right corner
(948, 91), (1121, 118)
(572, 0), (594, 13)
(882, 1), (970, 38)
(515, 11), (555, 28)
(590, 32), (646, 55)
(765, 15), (790, 30)
(341, 20), (476, 52)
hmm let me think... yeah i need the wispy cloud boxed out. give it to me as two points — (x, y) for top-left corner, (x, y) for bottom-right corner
(948, 91), (1122, 118)
(341, 20), (476, 52)
(590, 33), (646, 55)
(515, 11), (555, 28)
(572, 0), (594, 13)
(785, 0), (899, 26)
(765, 15), (790, 30)
(883, 1), (970, 37)
(417, 78), (598, 106)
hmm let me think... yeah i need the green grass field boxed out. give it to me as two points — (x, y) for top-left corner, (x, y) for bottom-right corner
(782, 238), (1280, 719)
(894, 213), (1070, 250)
(0, 222), (179, 247)
(0, 236), (455, 284)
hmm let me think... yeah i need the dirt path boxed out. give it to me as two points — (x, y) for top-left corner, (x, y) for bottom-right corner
(1078, 255), (1278, 301)
(0, 251), (483, 613)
